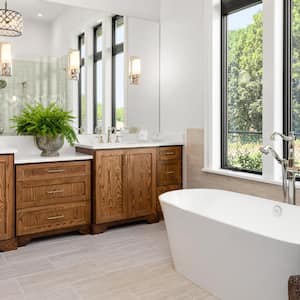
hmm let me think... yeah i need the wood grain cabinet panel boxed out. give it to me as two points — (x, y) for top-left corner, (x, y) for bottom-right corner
(0, 155), (14, 242)
(16, 161), (90, 181)
(95, 150), (127, 223)
(17, 202), (90, 236)
(158, 161), (182, 186)
(76, 147), (159, 232)
(17, 177), (89, 209)
(157, 146), (183, 219)
(159, 146), (182, 161)
(127, 149), (157, 218)
(16, 160), (91, 240)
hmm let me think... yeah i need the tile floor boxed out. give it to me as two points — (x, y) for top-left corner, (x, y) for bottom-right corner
(0, 222), (217, 300)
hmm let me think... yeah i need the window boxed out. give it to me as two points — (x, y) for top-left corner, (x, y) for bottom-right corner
(112, 15), (125, 130)
(94, 23), (103, 132)
(221, 0), (263, 174)
(78, 33), (86, 133)
(284, 0), (300, 167)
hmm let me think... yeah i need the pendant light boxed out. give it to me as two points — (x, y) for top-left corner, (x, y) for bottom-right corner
(0, 0), (23, 37)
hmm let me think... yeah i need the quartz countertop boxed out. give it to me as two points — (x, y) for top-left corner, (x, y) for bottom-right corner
(14, 151), (93, 165)
(75, 141), (184, 150)
(0, 148), (18, 154)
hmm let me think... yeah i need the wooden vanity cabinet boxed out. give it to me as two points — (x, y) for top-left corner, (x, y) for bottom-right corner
(77, 147), (158, 233)
(127, 148), (157, 219)
(94, 150), (127, 224)
(157, 146), (183, 219)
(16, 161), (91, 245)
(0, 155), (17, 252)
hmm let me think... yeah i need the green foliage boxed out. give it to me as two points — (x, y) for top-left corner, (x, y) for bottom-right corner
(11, 103), (78, 146)
(228, 142), (262, 172)
(292, 0), (300, 132)
(227, 11), (263, 133)
(227, 8), (263, 172)
(116, 107), (124, 122)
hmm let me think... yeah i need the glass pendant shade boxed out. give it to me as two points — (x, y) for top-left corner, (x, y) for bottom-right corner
(0, 1), (23, 37)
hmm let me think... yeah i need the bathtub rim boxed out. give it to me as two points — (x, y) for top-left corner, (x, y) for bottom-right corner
(159, 188), (300, 247)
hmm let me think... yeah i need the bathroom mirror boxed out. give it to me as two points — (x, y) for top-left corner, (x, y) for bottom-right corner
(0, 0), (160, 136)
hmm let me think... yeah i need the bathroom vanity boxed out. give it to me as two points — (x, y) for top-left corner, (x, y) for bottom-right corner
(76, 144), (183, 233)
(0, 141), (183, 251)
(15, 161), (91, 245)
(0, 154), (16, 251)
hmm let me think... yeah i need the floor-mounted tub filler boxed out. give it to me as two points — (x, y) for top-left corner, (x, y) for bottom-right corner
(160, 189), (300, 300)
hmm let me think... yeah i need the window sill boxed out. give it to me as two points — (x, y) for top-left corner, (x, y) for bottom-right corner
(202, 168), (300, 190)
(202, 167), (282, 186)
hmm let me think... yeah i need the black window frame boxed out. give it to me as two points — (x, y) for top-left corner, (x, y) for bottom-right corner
(78, 33), (85, 133)
(93, 23), (103, 133)
(111, 15), (124, 128)
(283, 0), (292, 156)
(221, 0), (263, 175)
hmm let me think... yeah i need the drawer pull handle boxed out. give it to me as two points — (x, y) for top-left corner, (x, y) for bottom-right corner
(165, 152), (175, 155)
(48, 169), (65, 173)
(166, 171), (175, 175)
(47, 215), (65, 220)
(47, 190), (64, 194)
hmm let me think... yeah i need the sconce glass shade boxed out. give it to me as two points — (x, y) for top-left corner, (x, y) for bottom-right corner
(0, 43), (12, 76)
(129, 56), (141, 85)
(68, 49), (80, 80)
(0, 1), (23, 37)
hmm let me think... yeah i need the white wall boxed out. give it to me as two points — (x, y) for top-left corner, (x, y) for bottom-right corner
(51, 7), (105, 57)
(127, 17), (160, 133)
(160, 0), (206, 133)
(1, 19), (51, 60)
(46, 0), (161, 21)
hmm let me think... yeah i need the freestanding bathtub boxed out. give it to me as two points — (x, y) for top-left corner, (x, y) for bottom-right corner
(160, 189), (300, 300)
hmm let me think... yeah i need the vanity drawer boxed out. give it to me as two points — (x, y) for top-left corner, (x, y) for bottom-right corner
(158, 161), (182, 186)
(16, 177), (90, 209)
(16, 161), (91, 181)
(159, 146), (182, 161)
(16, 202), (90, 236)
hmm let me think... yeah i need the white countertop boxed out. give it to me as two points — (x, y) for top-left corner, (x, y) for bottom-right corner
(75, 141), (184, 150)
(14, 151), (93, 165)
(0, 148), (18, 154)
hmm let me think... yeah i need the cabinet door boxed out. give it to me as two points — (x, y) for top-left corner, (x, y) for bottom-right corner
(95, 150), (127, 223)
(0, 155), (14, 241)
(127, 148), (156, 218)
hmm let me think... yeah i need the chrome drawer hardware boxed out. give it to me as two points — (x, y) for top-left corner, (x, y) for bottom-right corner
(166, 171), (175, 175)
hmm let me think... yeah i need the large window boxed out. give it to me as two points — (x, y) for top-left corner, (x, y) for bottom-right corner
(78, 33), (86, 133)
(94, 23), (103, 132)
(221, 0), (263, 174)
(112, 15), (125, 130)
(284, 0), (300, 167)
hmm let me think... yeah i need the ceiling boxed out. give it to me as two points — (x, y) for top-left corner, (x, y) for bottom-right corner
(2, 0), (70, 22)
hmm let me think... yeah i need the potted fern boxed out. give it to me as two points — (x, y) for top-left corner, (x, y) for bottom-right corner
(11, 103), (78, 157)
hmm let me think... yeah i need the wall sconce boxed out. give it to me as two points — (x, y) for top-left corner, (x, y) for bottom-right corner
(0, 43), (12, 77)
(129, 56), (141, 85)
(68, 49), (80, 80)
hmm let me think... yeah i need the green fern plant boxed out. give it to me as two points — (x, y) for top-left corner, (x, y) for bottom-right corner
(11, 103), (78, 146)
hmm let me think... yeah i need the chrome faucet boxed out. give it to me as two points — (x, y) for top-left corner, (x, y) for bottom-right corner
(260, 132), (298, 205)
(107, 127), (116, 143)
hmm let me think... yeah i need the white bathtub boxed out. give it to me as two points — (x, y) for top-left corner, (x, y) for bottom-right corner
(160, 189), (300, 300)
